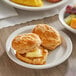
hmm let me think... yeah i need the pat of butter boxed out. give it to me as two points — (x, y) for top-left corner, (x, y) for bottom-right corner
(26, 48), (42, 57)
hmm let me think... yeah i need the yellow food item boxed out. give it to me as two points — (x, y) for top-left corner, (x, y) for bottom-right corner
(26, 48), (42, 57)
(70, 18), (76, 29)
(11, 0), (43, 7)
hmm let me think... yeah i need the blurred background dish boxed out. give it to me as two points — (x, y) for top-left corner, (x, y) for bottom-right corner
(3, 0), (68, 11)
(59, 4), (76, 33)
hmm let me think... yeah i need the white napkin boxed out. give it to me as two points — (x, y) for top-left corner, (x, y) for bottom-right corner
(0, 0), (74, 29)
(0, 8), (59, 28)
(0, 0), (18, 19)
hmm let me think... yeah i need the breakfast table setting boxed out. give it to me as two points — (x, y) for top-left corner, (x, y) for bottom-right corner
(0, 0), (76, 76)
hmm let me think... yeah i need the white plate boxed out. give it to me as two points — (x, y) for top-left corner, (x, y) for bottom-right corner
(6, 25), (72, 69)
(3, 0), (68, 11)
(59, 5), (76, 33)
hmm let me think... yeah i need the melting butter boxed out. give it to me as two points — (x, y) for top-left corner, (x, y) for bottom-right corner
(26, 48), (42, 57)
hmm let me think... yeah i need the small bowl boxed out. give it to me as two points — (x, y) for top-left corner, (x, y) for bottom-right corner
(59, 5), (76, 33)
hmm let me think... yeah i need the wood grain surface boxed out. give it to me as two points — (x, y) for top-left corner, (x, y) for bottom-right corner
(0, 15), (76, 76)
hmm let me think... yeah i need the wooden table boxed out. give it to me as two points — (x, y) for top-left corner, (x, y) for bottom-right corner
(0, 15), (76, 76)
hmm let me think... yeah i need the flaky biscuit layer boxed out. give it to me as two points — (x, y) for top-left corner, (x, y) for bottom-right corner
(12, 33), (42, 54)
(16, 47), (48, 65)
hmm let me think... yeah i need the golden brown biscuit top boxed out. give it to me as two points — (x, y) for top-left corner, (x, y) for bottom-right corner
(12, 33), (42, 54)
(32, 24), (61, 50)
(33, 24), (60, 40)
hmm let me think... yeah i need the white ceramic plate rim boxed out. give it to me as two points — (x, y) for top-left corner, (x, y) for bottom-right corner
(59, 5), (76, 33)
(3, 0), (68, 11)
(6, 25), (72, 69)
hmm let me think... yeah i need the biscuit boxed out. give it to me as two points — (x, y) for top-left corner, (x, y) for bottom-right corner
(32, 24), (61, 50)
(16, 47), (48, 65)
(12, 33), (42, 54)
